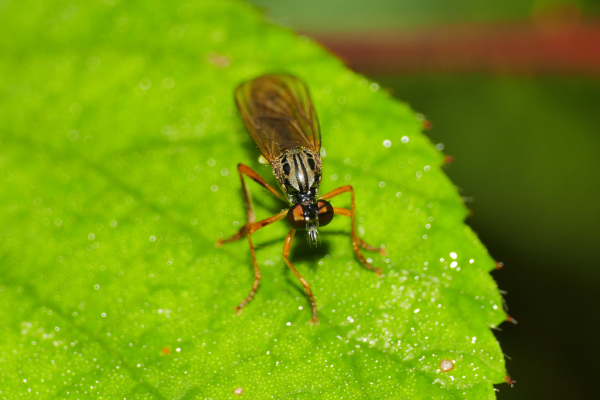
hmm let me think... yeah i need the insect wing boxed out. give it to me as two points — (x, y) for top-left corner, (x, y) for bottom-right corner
(235, 74), (321, 163)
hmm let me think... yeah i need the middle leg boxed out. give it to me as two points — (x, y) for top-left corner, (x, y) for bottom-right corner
(282, 228), (319, 324)
(333, 207), (382, 276)
(321, 185), (386, 275)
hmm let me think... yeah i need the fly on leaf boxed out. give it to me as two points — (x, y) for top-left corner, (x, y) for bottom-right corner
(217, 74), (386, 324)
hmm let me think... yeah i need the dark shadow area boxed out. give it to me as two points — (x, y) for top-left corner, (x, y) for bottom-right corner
(289, 232), (332, 264)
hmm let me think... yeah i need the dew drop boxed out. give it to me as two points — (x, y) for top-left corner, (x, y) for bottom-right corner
(139, 78), (152, 90)
(440, 358), (454, 372)
(70, 103), (82, 114)
(162, 77), (175, 89)
(202, 108), (212, 118)
(161, 125), (172, 135)
(68, 130), (80, 141)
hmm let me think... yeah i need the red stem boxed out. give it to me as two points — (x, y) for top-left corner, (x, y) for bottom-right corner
(311, 17), (600, 76)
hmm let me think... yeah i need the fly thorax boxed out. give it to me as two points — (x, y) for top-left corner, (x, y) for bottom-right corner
(273, 148), (322, 200)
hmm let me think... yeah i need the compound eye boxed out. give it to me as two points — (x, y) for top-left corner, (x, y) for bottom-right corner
(287, 204), (307, 230)
(317, 200), (334, 227)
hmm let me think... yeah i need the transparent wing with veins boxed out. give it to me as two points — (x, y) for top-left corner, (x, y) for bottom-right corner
(235, 74), (321, 163)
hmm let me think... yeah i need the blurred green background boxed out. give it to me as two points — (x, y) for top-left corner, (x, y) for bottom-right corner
(250, 0), (600, 399)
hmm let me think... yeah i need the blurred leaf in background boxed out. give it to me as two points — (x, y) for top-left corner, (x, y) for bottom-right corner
(0, 0), (509, 398)
(249, 0), (600, 399)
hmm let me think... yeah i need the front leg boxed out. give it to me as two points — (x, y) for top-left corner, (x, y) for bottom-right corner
(237, 163), (286, 224)
(217, 210), (287, 314)
(216, 209), (288, 246)
(216, 164), (287, 314)
(320, 185), (386, 276)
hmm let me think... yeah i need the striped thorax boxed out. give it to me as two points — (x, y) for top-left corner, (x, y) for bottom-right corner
(272, 148), (322, 204)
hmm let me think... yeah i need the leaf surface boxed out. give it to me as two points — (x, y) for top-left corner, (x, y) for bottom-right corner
(0, 0), (507, 398)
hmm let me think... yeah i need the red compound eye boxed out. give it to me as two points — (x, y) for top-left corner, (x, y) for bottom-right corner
(317, 200), (334, 227)
(287, 204), (307, 230)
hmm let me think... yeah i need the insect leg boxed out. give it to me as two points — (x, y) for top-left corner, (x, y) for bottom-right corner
(218, 210), (288, 314)
(217, 210), (287, 246)
(238, 163), (286, 224)
(217, 165), (286, 314)
(321, 185), (387, 253)
(320, 185), (385, 276)
(282, 228), (319, 324)
(217, 164), (286, 246)
(234, 232), (261, 314)
(332, 207), (382, 276)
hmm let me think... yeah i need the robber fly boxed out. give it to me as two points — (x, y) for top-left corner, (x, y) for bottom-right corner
(217, 74), (386, 324)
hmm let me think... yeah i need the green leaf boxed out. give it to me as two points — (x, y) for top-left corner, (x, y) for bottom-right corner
(0, 0), (507, 398)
